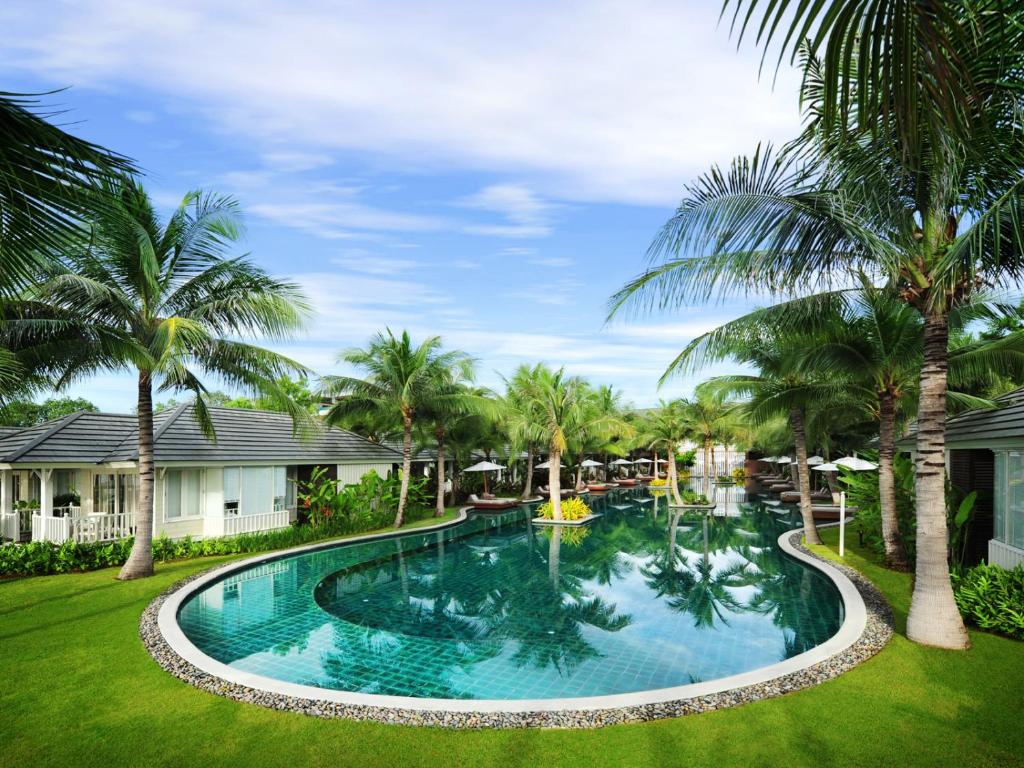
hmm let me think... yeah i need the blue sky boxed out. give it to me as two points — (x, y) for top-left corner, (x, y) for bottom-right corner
(2, 1), (804, 411)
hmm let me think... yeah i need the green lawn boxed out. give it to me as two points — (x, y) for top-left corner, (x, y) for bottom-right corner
(1, 525), (1022, 768)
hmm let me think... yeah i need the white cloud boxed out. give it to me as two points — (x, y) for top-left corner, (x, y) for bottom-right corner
(459, 183), (556, 238)
(1, 0), (803, 206)
(248, 200), (445, 239)
(261, 151), (333, 172)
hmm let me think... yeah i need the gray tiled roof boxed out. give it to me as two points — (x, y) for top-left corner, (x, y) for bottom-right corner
(897, 387), (1024, 448)
(0, 406), (401, 465)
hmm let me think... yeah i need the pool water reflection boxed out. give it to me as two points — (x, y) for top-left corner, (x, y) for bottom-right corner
(177, 487), (843, 700)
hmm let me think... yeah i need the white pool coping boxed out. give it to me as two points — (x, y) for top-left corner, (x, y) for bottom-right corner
(157, 514), (867, 715)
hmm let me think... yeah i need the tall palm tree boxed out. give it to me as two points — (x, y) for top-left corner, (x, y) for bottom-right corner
(323, 331), (474, 527)
(679, 387), (737, 494)
(20, 178), (309, 579)
(611, 7), (1024, 646)
(502, 363), (546, 500)
(515, 366), (591, 520)
(570, 384), (633, 489)
(418, 383), (498, 517)
(638, 400), (689, 506)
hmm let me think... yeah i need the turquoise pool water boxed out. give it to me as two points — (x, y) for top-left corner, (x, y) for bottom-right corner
(176, 489), (843, 700)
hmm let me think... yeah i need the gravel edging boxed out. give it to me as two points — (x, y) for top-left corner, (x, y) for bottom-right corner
(139, 522), (894, 729)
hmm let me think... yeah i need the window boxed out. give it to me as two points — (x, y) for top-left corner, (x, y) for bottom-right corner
(274, 466), (287, 510)
(221, 466), (289, 515)
(240, 467), (272, 516)
(995, 451), (1024, 550)
(223, 467), (240, 515)
(118, 474), (138, 516)
(165, 469), (202, 520)
(94, 474), (115, 515)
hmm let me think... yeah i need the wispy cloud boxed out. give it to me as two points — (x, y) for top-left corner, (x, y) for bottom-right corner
(460, 183), (555, 238)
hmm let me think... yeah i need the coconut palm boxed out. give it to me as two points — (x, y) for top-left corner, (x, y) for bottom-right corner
(610, 10), (1024, 646)
(638, 400), (689, 505)
(502, 363), (547, 500)
(16, 178), (309, 579)
(323, 331), (475, 527)
(679, 388), (738, 494)
(0, 92), (133, 294)
(514, 366), (591, 520)
(0, 93), (134, 399)
(418, 382), (498, 516)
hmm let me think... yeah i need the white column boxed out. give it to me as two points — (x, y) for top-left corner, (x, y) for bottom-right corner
(0, 470), (10, 515)
(40, 469), (53, 517)
(82, 470), (94, 514)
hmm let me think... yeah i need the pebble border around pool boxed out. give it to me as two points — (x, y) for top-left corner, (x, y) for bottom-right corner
(140, 518), (894, 729)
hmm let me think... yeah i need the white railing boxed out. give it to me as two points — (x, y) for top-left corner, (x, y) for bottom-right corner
(32, 514), (70, 543)
(989, 538), (1024, 569)
(68, 512), (136, 543)
(223, 509), (291, 536)
(1, 511), (18, 541)
(32, 511), (135, 544)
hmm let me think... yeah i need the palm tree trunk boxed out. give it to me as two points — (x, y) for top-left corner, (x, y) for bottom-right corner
(878, 390), (908, 569)
(522, 444), (535, 499)
(548, 525), (562, 585)
(790, 407), (821, 545)
(119, 371), (155, 580)
(907, 312), (970, 649)
(549, 446), (562, 520)
(434, 429), (446, 517)
(668, 450), (684, 506)
(395, 411), (412, 528)
(703, 439), (712, 497)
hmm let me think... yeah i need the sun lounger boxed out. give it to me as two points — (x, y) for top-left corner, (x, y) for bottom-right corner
(468, 493), (521, 510)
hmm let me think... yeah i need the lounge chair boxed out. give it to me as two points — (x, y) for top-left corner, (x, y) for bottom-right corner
(468, 493), (520, 510)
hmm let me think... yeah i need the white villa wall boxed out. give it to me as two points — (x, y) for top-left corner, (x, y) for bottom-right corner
(337, 462), (393, 486)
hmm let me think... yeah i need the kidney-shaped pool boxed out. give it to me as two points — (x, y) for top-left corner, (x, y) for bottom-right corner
(172, 490), (846, 703)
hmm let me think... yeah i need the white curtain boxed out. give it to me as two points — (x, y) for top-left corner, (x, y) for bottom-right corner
(240, 467), (272, 516)
(165, 469), (201, 519)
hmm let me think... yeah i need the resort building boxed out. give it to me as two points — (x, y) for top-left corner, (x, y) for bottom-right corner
(0, 405), (401, 545)
(899, 387), (1024, 569)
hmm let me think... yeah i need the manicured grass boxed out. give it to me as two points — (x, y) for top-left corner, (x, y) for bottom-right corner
(1, 523), (1022, 768)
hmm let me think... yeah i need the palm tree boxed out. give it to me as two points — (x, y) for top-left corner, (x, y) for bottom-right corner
(679, 388), (737, 494)
(515, 366), (591, 520)
(0, 93), (134, 400)
(638, 400), (689, 506)
(502, 363), (546, 500)
(418, 383), (497, 516)
(610, 8), (1024, 646)
(0, 92), (133, 294)
(569, 384), (633, 489)
(323, 331), (474, 527)
(20, 178), (309, 579)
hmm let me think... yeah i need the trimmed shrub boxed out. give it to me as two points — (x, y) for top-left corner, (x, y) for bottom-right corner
(952, 563), (1024, 640)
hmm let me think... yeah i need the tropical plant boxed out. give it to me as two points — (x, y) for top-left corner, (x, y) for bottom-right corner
(637, 399), (689, 505)
(611, 5), (1024, 646)
(0, 396), (97, 426)
(538, 496), (591, 522)
(952, 563), (1024, 640)
(13, 178), (310, 580)
(322, 330), (475, 527)
(0, 93), (136, 401)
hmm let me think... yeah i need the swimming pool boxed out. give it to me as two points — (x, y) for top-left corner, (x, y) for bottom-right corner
(172, 489), (845, 703)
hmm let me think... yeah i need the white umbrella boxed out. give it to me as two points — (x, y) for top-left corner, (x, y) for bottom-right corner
(463, 460), (505, 473)
(776, 456), (793, 464)
(633, 458), (652, 465)
(806, 455), (825, 466)
(762, 456), (779, 463)
(580, 459), (603, 468)
(535, 460), (567, 469)
(812, 462), (839, 472)
(609, 458), (633, 465)
(835, 456), (878, 471)
(463, 460), (505, 496)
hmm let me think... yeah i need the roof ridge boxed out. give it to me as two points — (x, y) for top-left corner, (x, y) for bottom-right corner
(7, 411), (88, 462)
(153, 402), (191, 443)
